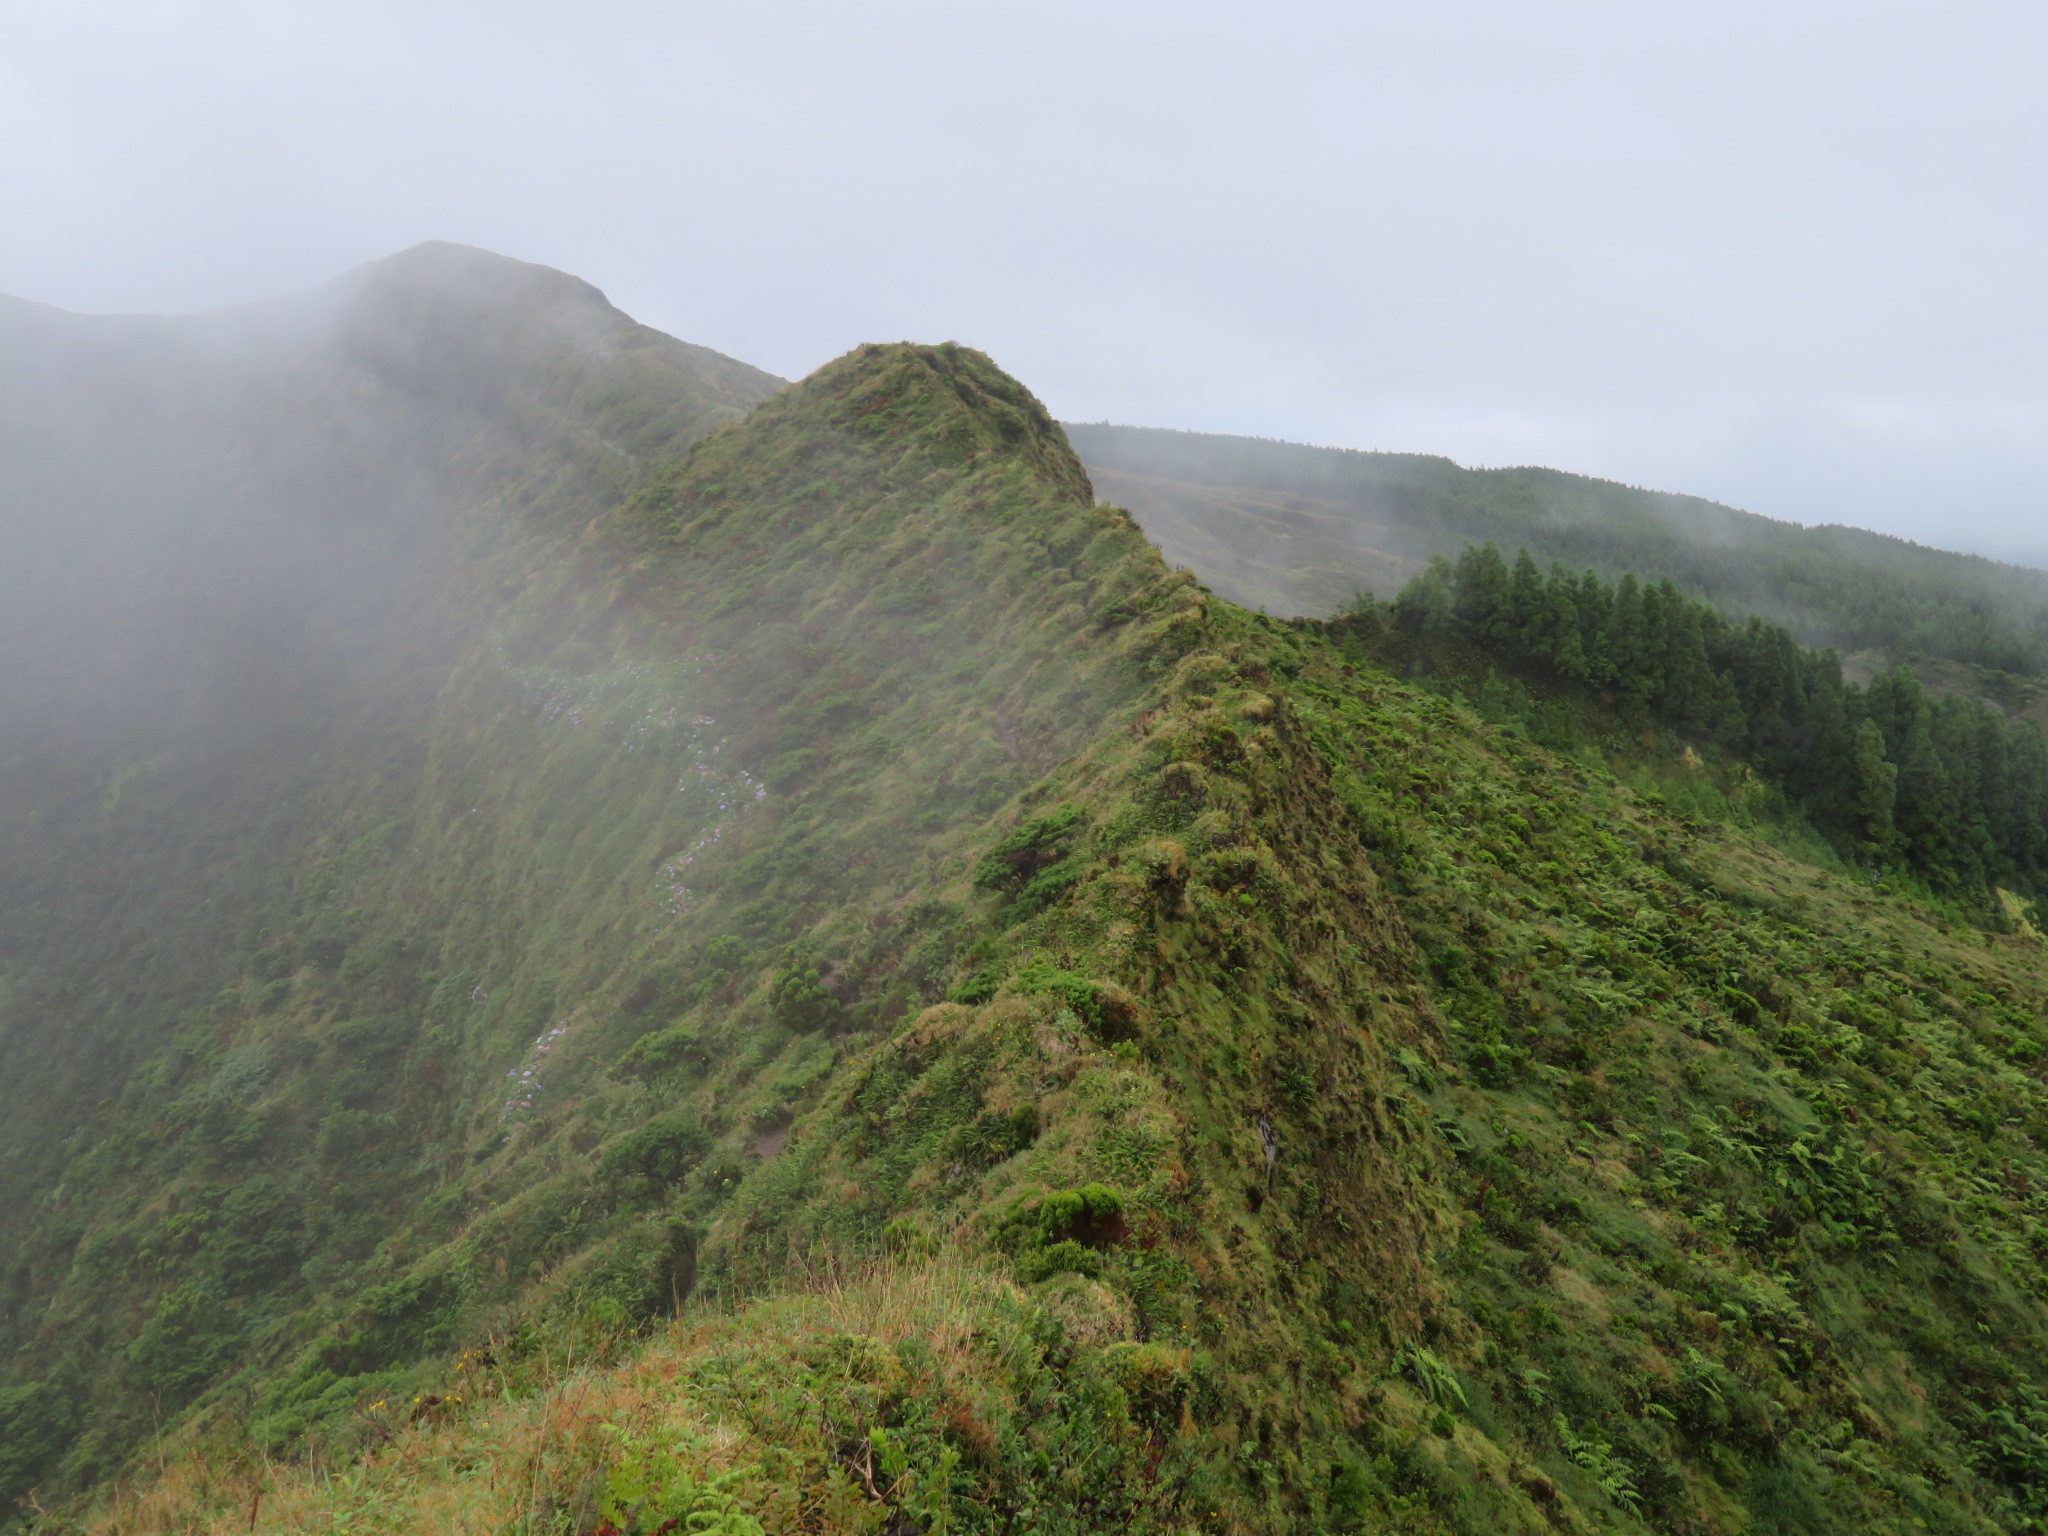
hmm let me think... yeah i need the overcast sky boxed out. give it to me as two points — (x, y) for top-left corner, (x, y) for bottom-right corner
(6, 0), (2048, 562)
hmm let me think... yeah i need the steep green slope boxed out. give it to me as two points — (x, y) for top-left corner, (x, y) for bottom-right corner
(0, 242), (781, 1257)
(66, 495), (2048, 1535)
(11, 276), (2048, 1535)
(0, 338), (1201, 1516)
(1069, 422), (2048, 680)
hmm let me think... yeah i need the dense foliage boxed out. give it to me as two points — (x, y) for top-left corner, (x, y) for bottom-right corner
(1391, 542), (2048, 898)
(1286, 631), (2048, 1535)
(0, 334), (1202, 1527)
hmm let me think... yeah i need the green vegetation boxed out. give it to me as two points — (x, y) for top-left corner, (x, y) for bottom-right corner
(9, 274), (2048, 1533)
(1389, 541), (2048, 896)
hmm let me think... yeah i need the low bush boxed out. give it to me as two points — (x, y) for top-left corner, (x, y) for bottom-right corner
(597, 1114), (713, 1191)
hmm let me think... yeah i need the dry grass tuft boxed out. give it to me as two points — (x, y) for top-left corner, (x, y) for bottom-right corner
(87, 1255), (1025, 1536)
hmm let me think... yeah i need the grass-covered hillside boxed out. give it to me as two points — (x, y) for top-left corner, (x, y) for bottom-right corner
(0, 241), (780, 1257)
(1069, 422), (2048, 684)
(0, 330), (1203, 1523)
(52, 412), (2048, 1532)
(10, 260), (2048, 1535)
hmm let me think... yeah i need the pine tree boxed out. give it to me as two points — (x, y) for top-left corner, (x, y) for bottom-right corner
(2006, 724), (2048, 882)
(1794, 655), (1856, 832)
(1727, 619), (1801, 780)
(1540, 566), (1588, 679)
(1865, 667), (1922, 762)
(1508, 550), (1544, 647)
(1574, 570), (1614, 684)
(1659, 601), (1716, 726)
(1849, 718), (1900, 865)
(1930, 698), (1993, 888)
(1893, 694), (1960, 884)
(1394, 555), (1457, 635)
(1609, 574), (1648, 704)
(1453, 543), (1512, 639)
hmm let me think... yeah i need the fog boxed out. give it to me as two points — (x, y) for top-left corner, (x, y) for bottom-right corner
(0, 243), (777, 747)
(5, 1), (2048, 561)
(0, 243), (781, 1227)
(0, 246), (582, 756)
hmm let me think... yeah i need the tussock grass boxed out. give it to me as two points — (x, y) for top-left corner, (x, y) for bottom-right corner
(89, 1256), (1028, 1535)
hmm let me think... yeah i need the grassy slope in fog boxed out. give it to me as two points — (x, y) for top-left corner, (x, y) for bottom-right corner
(0, 244), (782, 1501)
(0, 242), (780, 1252)
(0, 338), (1201, 1517)
(1069, 422), (2048, 681)
(7, 335), (2048, 1535)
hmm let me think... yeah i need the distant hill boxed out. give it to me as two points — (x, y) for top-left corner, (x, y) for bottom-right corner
(1069, 422), (2048, 678)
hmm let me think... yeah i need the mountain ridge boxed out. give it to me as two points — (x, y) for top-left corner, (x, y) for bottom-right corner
(8, 253), (2048, 1534)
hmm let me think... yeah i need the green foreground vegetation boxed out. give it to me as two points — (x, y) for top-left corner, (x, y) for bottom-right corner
(7, 270), (2048, 1532)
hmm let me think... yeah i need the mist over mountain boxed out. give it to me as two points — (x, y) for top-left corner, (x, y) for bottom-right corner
(8, 250), (2048, 1536)
(0, 243), (779, 1248)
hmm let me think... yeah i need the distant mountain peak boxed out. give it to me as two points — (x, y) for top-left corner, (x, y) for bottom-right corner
(324, 240), (617, 324)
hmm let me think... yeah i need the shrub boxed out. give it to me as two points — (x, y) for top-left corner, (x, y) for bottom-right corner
(0, 1372), (78, 1509)
(973, 804), (1088, 910)
(314, 1108), (379, 1165)
(1018, 1240), (1102, 1282)
(191, 1101), (263, 1159)
(129, 1283), (234, 1404)
(610, 1025), (708, 1081)
(768, 963), (843, 1032)
(299, 910), (353, 969)
(1328, 1458), (1386, 1531)
(1000, 1183), (1126, 1257)
(206, 1044), (270, 1105)
(881, 1218), (939, 1257)
(1099, 1341), (1193, 1427)
(598, 1114), (712, 1190)
(584, 1218), (699, 1321)
(947, 965), (1006, 1005)
(316, 1271), (460, 1375)
(1040, 1183), (1124, 1244)
(950, 1104), (1038, 1167)
(330, 1014), (413, 1065)
(1011, 962), (1102, 1026)
(211, 1176), (302, 1292)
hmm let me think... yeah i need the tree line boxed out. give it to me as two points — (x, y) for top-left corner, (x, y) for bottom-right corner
(1394, 544), (2048, 896)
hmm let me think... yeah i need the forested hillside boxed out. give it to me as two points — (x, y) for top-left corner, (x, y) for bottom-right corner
(1385, 544), (2048, 897)
(1070, 423), (2048, 680)
(9, 255), (2048, 1535)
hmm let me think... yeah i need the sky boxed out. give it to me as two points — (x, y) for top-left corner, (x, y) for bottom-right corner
(6, 0), (2048, 563)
